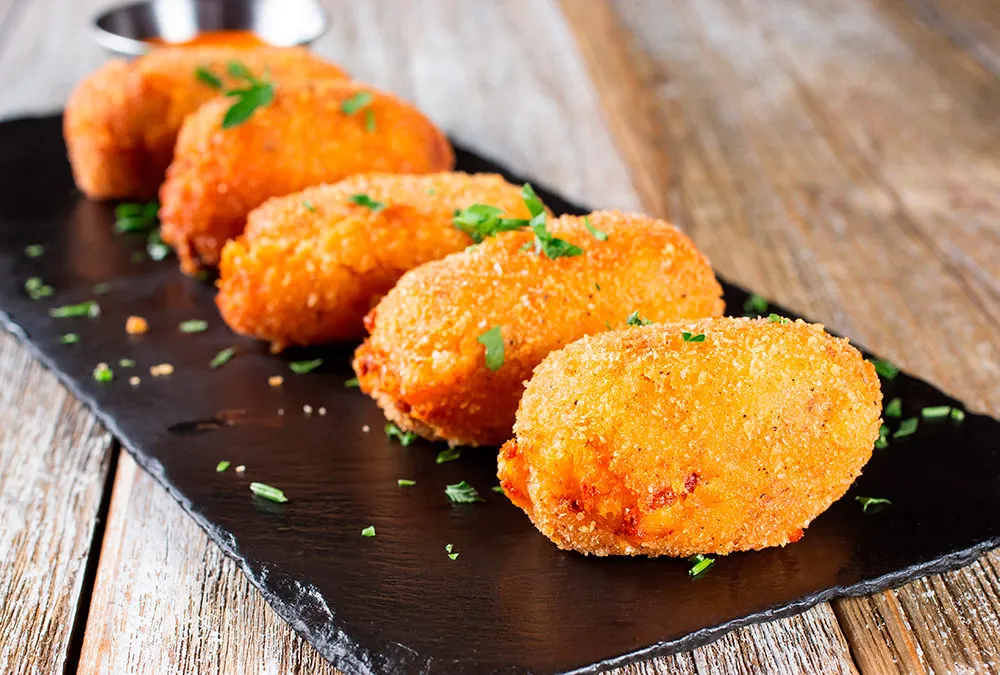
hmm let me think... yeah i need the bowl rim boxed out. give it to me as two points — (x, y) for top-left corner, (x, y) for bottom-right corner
(91, 0), (330, 56)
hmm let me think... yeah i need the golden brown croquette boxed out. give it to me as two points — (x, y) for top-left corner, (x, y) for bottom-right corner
(498, 317), (883, 557)
(353, 211), (725, 447)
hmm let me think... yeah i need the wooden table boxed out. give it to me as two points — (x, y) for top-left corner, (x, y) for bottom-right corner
(2, 0), (999, 672)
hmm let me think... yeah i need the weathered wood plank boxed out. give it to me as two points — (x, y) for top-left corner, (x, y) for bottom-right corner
(594, 0), (1000, 672)
(0, 328), (112, 674)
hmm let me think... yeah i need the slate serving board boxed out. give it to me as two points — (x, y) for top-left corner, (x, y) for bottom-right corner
(2, 114), (999, 675)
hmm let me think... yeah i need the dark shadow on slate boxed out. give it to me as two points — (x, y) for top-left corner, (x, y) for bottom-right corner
(1, 114), (999, 675)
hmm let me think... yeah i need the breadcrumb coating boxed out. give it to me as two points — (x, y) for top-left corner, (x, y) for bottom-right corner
(217, 172), (534, 349)
(498, 317), (883, 557)
(353, 211), (725, 447)
(160, 80), (455, 274)
(63, 47), (347, 200)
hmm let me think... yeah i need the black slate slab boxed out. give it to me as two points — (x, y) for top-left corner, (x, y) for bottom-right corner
(1, 114), (998, 675)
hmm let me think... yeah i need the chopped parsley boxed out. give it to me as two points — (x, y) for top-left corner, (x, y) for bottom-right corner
(349, 193), (386, 212)
(491, 486), (505, 494)
(445, 480), (484, 504)
(216, 460), (231, 472)
(385, 422), (417, 446)
(767, 313), (790, 324)
(49, 301), (99, 318)
(682, 332), (706, 342)
(951, 408), (966, 422)
(397, 479), (417, 487)
(453, 204), (527, 243)
(58, 333), (79, 345)
(436, 448), (461, 464)
(688, 554), (714, 577)
(24, 244), (44, 257)
(289, 358), (323, 374)
(743, 294), (768, 315)
(625, 311), (652, 326)
(24, 277), (53, 300)
(146, 230), (171, 261)
(893, 417), (918, 439)
(884, 397), (902, 418)
(179, 319), (208, 333)
(583, 216), (608, 241)
(921, 405), (952, 419)
(249, 482), (287, 503)
(869, 358), (900, 380)
(344, 377), (359, 388)
(595, 282), (601, 292)
(523, 184), (582, 259)
(445, 543), (459, 560)
(361, 525), (376, 537)
(93, 283), (111, 295)
(209, 347), (236, 369)
(341, 91), (373, 115)
(114, 202), (159, 233)
(856, 496), (891, 512)
(220, 61), (274, 129)
(874, 423), (890, 449)
(477, 326), (504, 371)
(364, 108), (376, 133)
(92, 363), (113, 382)
(302, 200), (317, 212)
(118, 358), (135, 368)
(195, 66), (223, 89)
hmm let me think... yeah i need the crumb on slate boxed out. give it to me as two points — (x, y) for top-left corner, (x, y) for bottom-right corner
(268, 375), (283, 387)
(126, 316), (149, 335)
(150, 363), (174, 376)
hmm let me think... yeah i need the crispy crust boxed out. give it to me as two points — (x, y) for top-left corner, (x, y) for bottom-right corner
(160, 80), (455, 274)
(497, 317), (883, 557)
(353, 211), (725, 447)
(216, 172), (533, 349)
(63, 47), (347, 200)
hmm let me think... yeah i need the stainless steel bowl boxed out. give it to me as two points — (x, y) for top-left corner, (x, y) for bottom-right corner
(92, 0), (329, 57)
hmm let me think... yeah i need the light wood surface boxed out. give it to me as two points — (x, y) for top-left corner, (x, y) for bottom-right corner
(1, 0), (999, 673)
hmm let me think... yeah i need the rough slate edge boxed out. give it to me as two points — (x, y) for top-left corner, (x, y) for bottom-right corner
(1, 114), (998, 675)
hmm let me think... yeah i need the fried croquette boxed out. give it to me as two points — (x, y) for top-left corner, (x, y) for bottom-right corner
(64, 47), (347, 200)
(353, 210), (725, 447)
(216, 172), (535, 349)
(160, 80), (455, 274)
(498, 316), (883, 557)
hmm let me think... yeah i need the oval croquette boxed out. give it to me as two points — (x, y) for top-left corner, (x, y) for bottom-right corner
(353, 210), (725, 447)
(497, 317), (883, 557)
(160, 80), (454, 274)
(216, 172), (537, 349)
(64, 47), (347, 200)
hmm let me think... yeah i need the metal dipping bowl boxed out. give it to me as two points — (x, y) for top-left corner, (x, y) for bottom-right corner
(92, 0), (329, 57)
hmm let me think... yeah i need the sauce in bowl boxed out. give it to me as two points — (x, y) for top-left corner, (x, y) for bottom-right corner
(145, 30), (270, 49)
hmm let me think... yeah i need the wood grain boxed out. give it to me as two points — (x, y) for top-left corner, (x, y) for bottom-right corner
(0, 329), (112, 674)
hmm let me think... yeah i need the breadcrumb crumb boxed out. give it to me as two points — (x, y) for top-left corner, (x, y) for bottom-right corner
(128, 376), (140, 386)
(268, 375), (283, 387)
(149, 363), (174, 376)
(126, 316), (149, 335)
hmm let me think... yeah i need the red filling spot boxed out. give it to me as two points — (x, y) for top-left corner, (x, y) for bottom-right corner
(684, 472), (700, 493)
(649, 487), (677, 509)
(788, 528), (804, 543)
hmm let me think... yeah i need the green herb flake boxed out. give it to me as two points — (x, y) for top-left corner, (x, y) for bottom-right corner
(445, 543), (459, 561)
(361, 525), (376, 537)
(344, 377), (360, 388)
(92, 363), (113, 383)
(605, 320), (613, 331)
(24, 277), (53, 300)
(364, 108), (376, 133)
(682, 331), (706, 343)
(688, 554), (714, 577)
(348, 193), (386, 212)
(445, 480), (484, 504)
(93, 282), (111, 295)
(385, 422), (418, 446)
(49, 301), (99, 318)
(341, 91), (374, 115)
(884, 397), (902, 418)
(216, 460), (231, 472)
(875, 423), (890, 449)
(397, 479), (417, 487)
(595, 282), (601, 292)
(491, 486), (505, 494)
(767, 313), (790, 324)
(951, 408), (966, 423)
(583, 215), (608, 241)
(921, 405), (951, 420)
(869, 358), (900, 380)
(522, 184), (582, 259)
(58, 333), (79, 345)
(893, 417), (919, 439)
(476, 325), (504, 371)
(453, 203), (528, 243)
(118, 358), (135, 368)
(179, 319), (208, 334)
(289, 358), (323, 374)
(626, 311), (652, 327)
(249, 481), (288, 503)
(146, 230), (172, 261)
(743, 294), (769, 315)
(114, 202), (159, 233)
(195, 66), (223, 89)
(436, 448), (462, 464)
(302, 200), (317, 212)
(856, 496), (891, 513)
(210, 347), (236, 369)
(24, 244), (44, 257)
(221, 80), (274, 129)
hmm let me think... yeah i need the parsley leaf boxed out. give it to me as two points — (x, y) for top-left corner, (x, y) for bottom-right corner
(626, 311), (652, 326)
(445, 543), (459, 561)
(682, 332), (706, 342)
(289, 358), (323, 374)
(222, 81), (275, 128)
(893, 417), (918, 439)
(921, 405), (952, 419)
(385, 422), (417, 446)
(477, 326), (504, 371)
(436, 448), (461, 464)
(344, 377), (360, 388)
(521, 184), (582, 259)
(445, 480), (484, 504)
(24, 244), (44, 257)
(349, 194), (386, 212)
(767, 313), (790, 324)
(210, 347), (236, 369)
(884, 397), (902, 418)
(856, 496), (891, 513)
(249, 482), (288, 503)
(49, 301), (99, 318)
(92, 363), (113, 382)
(364, 108), (376, 133)
(195, 66), (223, 89)
(114, 202), (159, 233)
(874, 423), (890, 449)
(341, 91), (373, 115)
(302, 200), (317, 212)
(216, 460), (230, 472)
(688, 554), (714, 577)
(453, 204), (528, 243)
(583, 215), (608, 241)
(179, 319), (208, 334)
(491, 486), (505, 494)
(397, 479), (417, 487)
(361, 525), (376, 537)
(58, 333), (79, 345)
(869, 358), (900, 380)
(743, 294), (769, 315)
(951, 408), (966, 423)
